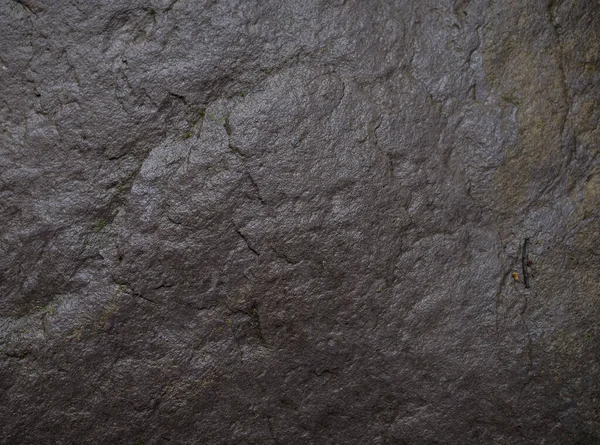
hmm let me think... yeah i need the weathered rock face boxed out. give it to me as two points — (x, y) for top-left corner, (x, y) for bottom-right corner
(1, 0), (599, 443)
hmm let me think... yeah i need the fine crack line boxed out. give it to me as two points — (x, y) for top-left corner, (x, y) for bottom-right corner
(546, 1), (572, 143)
(371, 115), (393, 186)
(522, 238), (531, 288)
(223, 302), (271, 349)
(11, 0), (36, 14)
(520, 330), (534, 394)
(223, 115), (246, 159)
(162, 0), (180, 13)
(518, 267), (534, 396)
(185, 107), (206, 166)
(134, 292), (160, 305)
(247, 172), (266, 204)
(250, 303), (269, 348)
(272, 246), (299, 265)
(233, 223), (259, 257)
(167, 90), (187, 105)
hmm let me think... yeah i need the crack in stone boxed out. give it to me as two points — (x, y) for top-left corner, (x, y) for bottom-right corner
(223, 114), (247, 159)
(233, 223), (260, 257)
(11, 0), (36, 15)
(246, 171), (265, 204)
(546, 0), (573, 143)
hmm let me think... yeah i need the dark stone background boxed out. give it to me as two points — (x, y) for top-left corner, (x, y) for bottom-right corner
(1, 0), (599, 443)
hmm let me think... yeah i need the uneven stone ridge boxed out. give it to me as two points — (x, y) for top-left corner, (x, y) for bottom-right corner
(1, 0), (599, 443)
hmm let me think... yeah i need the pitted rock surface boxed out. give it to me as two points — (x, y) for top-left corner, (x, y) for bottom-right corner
(1, 1), (599, 444)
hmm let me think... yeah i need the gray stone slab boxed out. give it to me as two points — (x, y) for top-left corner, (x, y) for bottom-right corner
(1, 0), (599, 443)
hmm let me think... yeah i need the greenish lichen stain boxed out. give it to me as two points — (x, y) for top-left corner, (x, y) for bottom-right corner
(183, 108), (206, 139)
(482, 3), (568, 214)
(95, 219), (106, 231)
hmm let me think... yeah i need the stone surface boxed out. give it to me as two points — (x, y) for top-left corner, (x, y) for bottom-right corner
(1, 0), (599, 443)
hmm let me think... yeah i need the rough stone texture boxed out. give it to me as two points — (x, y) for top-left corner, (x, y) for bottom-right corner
(1, 0), (599, 443)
